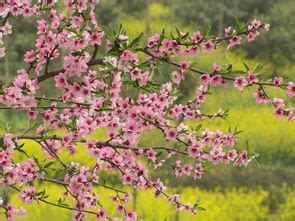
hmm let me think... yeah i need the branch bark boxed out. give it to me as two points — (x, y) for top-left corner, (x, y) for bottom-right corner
(36, 58), (104, 83)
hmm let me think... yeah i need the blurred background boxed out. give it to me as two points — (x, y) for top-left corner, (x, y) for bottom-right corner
(0, 0), (295, 220)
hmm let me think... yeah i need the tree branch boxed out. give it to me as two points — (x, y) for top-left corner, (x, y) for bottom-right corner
(36, 58), (104, 83)
(13, 135), (189, 156)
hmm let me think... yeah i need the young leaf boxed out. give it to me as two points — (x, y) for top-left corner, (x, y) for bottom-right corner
(243, 62), (250, 71)
(253, 63), (264, 73)
(129, 32), (143, 49)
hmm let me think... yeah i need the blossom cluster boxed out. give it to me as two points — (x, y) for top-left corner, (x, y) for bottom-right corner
(0, 0), (294, 221)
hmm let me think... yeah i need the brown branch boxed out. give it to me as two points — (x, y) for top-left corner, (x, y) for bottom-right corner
(35, 96), (90, 106)
(41, 177), (127, 194)
(36, 58), (104, 83)
(139, 48), (288, 88)
(13, 135), (189, 156)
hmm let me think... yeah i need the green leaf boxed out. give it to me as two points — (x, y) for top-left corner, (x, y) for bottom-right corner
(246, 139), (250, 153)
(234, 130), (243, 135)
(0, 137), (4, 149)
(43, 161), (55, 170)
(138, 60), (150, 68)
(36, 189), (46, 197)
(71, 51), (85, 57)
(33, 157), (42, 169)
(243, 62), (250, 71)
(15, 145), (27, 155)
(253, 64), (264, 73)
(129, 32), (143, 49)
(196, 206), (206, 211)
(40, 6), (53, 11)
(80, 20), (88, 32)
(160, 28), (166, 42)
(195, 124), (202, 131)
(230, 70), (247, 75)
(101, 108), (113, 112)
(42, 195), (49, 199)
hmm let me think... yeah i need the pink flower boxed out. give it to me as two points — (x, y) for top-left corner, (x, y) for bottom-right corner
(122, 174), (133, 185)
(138, 72), (151, 87)
(4, 133), (16, 150)
(62, 133), (74, 146)
(63, 53), (90, 77)
(37, 20), (47, 34)
(125, 211), (137, 221)
(164, 128), (178, 141)
(147, 33), (160, 47)
(226, 150), (238, 161)
(20, 187), (36, 203)
(96, 208), (107, 220)
(180, 61), (190, 72)
(192, 31), (203, 43)
(146, 148), (157, 162)
(228, 36), (242, 49)
(247, 32), (256, 42)
(194, 163), (204, 179)
(213, 63), (222, 72)
(24, 50), (35, 63)
(171, 71), (184, 85)
(120, 50), (139, 63)
(188, 142), (202, 157)
(90, 31), (104, 45)
(183, 164), (193, 176)
(287, 82), (295, 97)
(199, 74), (211, 85)
(253, 90), (269, 104)
(234, 76), (248, 90)
(13, 69), (28, 88)
(118, 34), (128, 41)
(70, 16), (84, 28)
(273, 98), (284, 109)
(273, 77), (283, 87)
(235, 151), (251, 167)
(6, 203), (15, 220)
(0, 3), (8, 17)
(211, 74), (223, 86)
(251, 19), (261, 29)
(26, 110), (38, 120)
(16, 207), (26, 215)
(1, 22), (12, 35)
(54, 72), (67, 89)
(130, 68), (141, 81)
(224, 26), (232, 36)
(182, 46), (199, 56)
(202, 41), (215, 53)
(161, 39), (179, 52)
(0, 47), (5, 58)
(264, 24), (270, 31)
(247, 71), (258, 84)
(17, 159), (39, 183)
